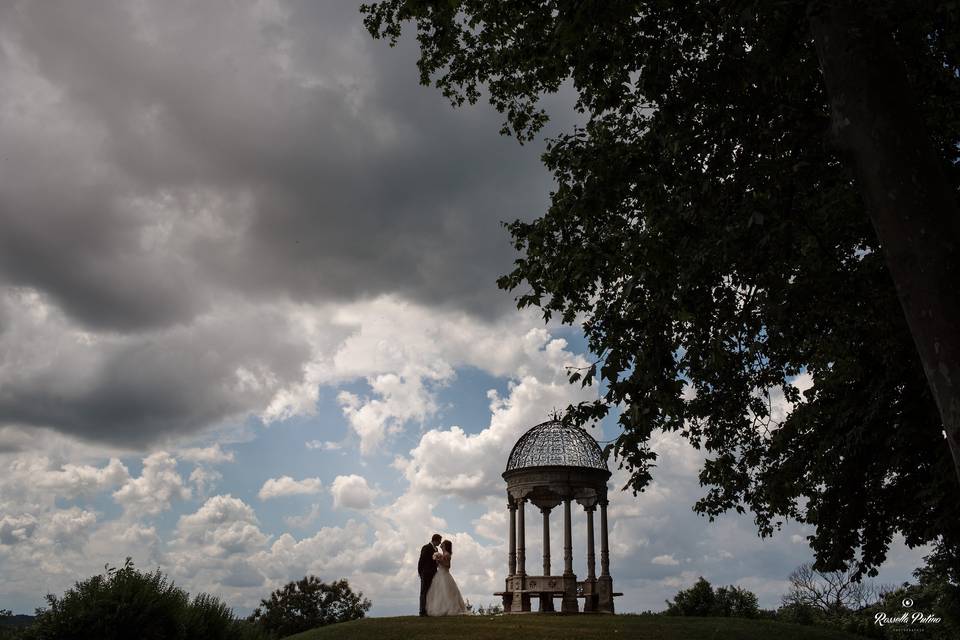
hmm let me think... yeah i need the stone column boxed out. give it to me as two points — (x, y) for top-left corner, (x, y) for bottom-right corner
(560, 498), (578, 613)
(586, 505), (596, 580)
(600, 499), (610, 577)
(539, 505), (555, 612)
(597, 498), (614, 613)
(508, 499), (517, 576)
(516, 498), (526, 576)
(583, 504), (598, 613)
(563, 498), (573, 576)
(541, 506), (551, 575)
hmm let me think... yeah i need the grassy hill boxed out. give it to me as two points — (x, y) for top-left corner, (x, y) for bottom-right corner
(283, 615), (869, 640)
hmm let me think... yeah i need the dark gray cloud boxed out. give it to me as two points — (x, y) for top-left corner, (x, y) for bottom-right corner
(0, 0), (552, 330)
(0, 290), (338, 447)
(0, 0), (562, 446)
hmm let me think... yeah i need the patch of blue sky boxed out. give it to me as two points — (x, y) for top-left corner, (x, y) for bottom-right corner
(432, 495), (488, 530)
(432, 365), (508, 435)
(548, 323), (592, 357)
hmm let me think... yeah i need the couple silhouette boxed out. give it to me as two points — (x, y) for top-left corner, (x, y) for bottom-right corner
(417, 533), (467, 616)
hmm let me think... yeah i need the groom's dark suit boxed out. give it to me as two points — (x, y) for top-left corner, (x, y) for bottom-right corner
(418, 542), (438, 615)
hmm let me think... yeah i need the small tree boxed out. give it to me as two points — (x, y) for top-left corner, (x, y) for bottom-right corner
(666, 577), (760, 618)
(665, 577), (716, 617)
(714, 585), (759, 619)
(247, 576), (370, 637)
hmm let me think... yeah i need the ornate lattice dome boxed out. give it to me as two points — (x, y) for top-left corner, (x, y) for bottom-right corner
(505, 419), (608, 472)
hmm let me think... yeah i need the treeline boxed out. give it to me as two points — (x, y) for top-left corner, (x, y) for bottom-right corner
(0, 559), (370, 640)
(661, 549), (960, 639)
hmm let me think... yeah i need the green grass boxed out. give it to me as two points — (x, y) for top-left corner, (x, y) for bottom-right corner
(283, 615), (869, 640)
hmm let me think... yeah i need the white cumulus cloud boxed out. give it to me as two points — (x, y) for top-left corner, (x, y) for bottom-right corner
(258, 476), (323, 500)
(330, 475), (378, 510)
(180, 444), (235, 464)
(113, 452), (191, 516)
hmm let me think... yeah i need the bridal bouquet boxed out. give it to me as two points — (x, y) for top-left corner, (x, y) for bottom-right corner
(433, 550), (443, 561)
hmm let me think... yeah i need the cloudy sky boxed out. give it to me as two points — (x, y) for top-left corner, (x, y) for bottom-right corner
(0, 0), (925, 618)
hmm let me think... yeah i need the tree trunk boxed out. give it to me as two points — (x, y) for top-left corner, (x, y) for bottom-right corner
(808, 2), (960, 488)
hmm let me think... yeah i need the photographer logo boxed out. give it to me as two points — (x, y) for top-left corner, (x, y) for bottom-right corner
(874, 598), (940, 629)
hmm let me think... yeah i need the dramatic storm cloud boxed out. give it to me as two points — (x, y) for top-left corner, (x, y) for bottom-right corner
(0, 0), (552, 446)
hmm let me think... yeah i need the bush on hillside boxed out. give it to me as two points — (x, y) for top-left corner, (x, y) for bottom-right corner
(28, 559), (268, 640)
(247, 576), (371, 638)
(473, 602), (504, 615)
(665, 577), (759, 618)
(665, 577), (715, 616)
(714, 585), (760, 618)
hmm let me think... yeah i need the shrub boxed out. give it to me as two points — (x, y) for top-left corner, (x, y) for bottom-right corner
(29, 558), (269, 640)
(247, 576), (371, 638)
(665, 577), (760, 618)
(473, 603), (503, 615)
(665, 577), (716, 616)
(33, 559), (188, 640)
(714, 585), (759, 618)
(776, 601), (822, 626)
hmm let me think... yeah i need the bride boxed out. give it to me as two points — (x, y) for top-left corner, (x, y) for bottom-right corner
(425, 540), (467, 616)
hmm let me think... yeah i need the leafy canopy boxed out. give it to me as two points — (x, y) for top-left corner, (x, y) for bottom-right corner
(665, 577), (759, 618)
(247, 576), (371, 638)
(362, 0), (960, 576)
(29, 558), (267, 640)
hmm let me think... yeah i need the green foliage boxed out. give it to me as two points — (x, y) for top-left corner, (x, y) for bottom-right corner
(714, 585), (760, 619)
(33, 559), (187, 640)
(27, 558), (269, 640)
(0, 611), (29, 640)
(247, 576), (371, 638)
(472, 602), (503, 615)
(773, 550), (960, 638)
(776, 601), (821, 627)
(913, 543), (960, 632)
(0, 610), (35, 640)
(361, 0), (960, 577)
(665, 577), (758, 618)
(666, 577), (716, 617)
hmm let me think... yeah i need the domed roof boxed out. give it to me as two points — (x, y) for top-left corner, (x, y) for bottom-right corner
(505, 419), (608, 472)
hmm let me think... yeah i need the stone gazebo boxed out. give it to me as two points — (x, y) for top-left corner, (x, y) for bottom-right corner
(496, 419), (620, 613)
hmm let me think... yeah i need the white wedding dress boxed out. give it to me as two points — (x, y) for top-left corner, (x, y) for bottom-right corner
(425, 552), (467, 616)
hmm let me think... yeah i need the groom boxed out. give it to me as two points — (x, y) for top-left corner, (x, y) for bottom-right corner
(418, 533), (442, 616)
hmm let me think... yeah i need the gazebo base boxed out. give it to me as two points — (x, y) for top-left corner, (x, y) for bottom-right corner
(496, 574), (622, 614)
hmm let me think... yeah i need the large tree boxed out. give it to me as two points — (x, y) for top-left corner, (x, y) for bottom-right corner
(362, 1), (960, 575)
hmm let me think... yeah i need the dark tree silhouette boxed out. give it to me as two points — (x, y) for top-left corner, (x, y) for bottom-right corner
(665, 577), (759, 618)
(247, 576), (371, 637)
(361, 0), (960, 576)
